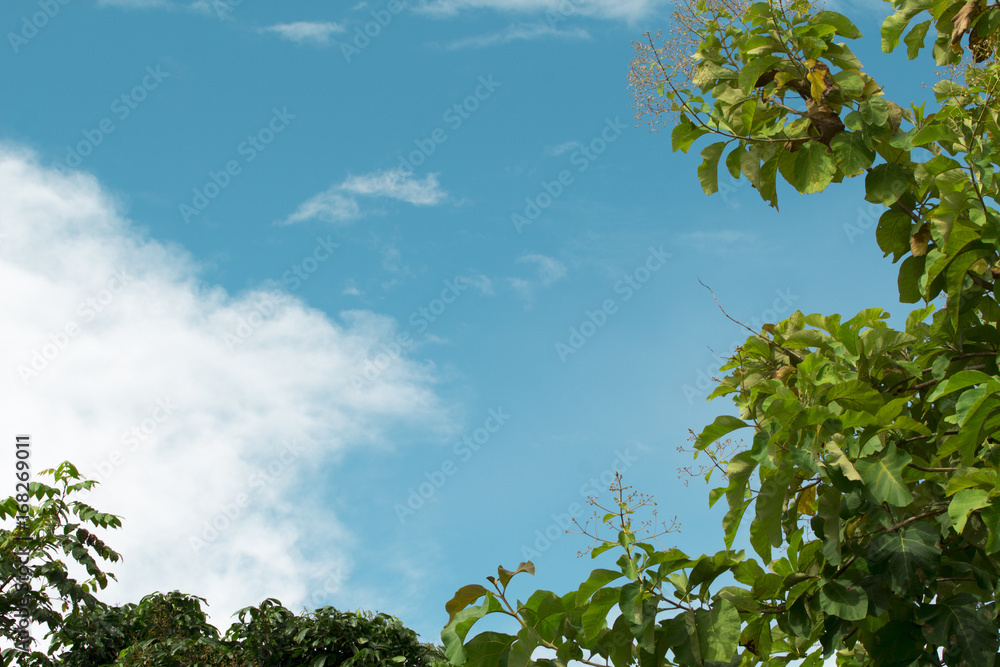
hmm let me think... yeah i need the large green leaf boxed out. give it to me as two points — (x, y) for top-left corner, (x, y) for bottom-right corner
(778, 142), (838, 194)
(699, 142), (728, 195)
(463, 631), (517, 667)
(575, 569), (624, 606)
(825, 379), (885, 413)
(919, 594), (1000, 667)
(867, 522), (941, 597)
(695, 415), (749, 451)
(818, 580), (868, 621)
(696, 599), (741, 664)
(948, 488), (990, 533)
(865, 163), (909, 205)
(582, 587), (620, 641)
(442, 594), (504, 665)
(856, 444), (913, 506)
(831, 132), (876, 177)
(811, 10), (863, 37)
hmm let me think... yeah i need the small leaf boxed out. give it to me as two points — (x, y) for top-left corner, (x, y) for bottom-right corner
(698, 142), (728, 195)
(948, 488), (990, 533)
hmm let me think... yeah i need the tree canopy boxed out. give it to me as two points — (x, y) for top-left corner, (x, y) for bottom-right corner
(1, 463), (444, 667)
(442, 0), (1000, 666)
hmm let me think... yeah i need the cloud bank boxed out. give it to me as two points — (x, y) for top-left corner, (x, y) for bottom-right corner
(0, 146), (450, 633)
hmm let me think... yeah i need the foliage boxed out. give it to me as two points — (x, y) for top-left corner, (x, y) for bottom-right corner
(1, 461), (122, 667)
(53, 592), (445, 667)
(443, 0), (1000, 665)
(1, 463), (445, 667)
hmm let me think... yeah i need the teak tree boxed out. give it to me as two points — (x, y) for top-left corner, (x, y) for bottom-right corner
(442, 0), (1000, 666)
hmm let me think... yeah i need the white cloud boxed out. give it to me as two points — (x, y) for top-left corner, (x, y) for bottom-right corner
(282, 191), (361, 225)
(0, 147), (451, 633)
(283, 169), (446, 225)
(462, 274), (494, 295)
(263, 21), (346, 45)
(442, 22), (590, 49)
(97, 0), (171, 7)
(415, 0), (667, 21)
(518, 253), (567, 285)
(545, 140), (583, 157)
(340, 169), (445, 205)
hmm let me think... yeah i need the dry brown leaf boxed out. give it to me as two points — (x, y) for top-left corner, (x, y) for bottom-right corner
(951, 0), (982, 53)
(911, 223), (932, 256)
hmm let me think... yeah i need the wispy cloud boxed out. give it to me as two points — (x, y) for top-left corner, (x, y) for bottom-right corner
(518, 253), (567, 285)
(415, 0), (667, 21)
(282, 170), (446, 225)
(283, 191), (361, 225)
(97, 0), (171, 7)
(441, 22), (590, 49)
(545, 140), (583, 157)
(508, 254), (567, 304)
(340, 170), (445, 205)
(263, 21), (345, 45)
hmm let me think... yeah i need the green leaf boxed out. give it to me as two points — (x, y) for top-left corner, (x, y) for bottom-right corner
(823, 440), (863, 482)
(582, 587), (620, 641)
(696, 599), (741, 663)
(463, 631), (516, 667)
(496, 562), (534, 590)
(881, 0), (933, 52)
(698, 142), (728, 195)
(867, 522), (941, 597)
(897, 255), (925, 303)
(695, 415), (749, 451)
(831, 132), (875, 177)
(911, 121), (959, 146)
(778, 142), (838, 194)
(446, 585), (490, 625)
(811, 11), (863, 38)
(672, 116), (709, 153)
(860, 96), (890, 126)
(919, 594), (999, 667)
(575, 568), (624, 605)
(926, 369), (998, 401)
(738, 55), (783, 94)
(442, 594), (504, 665)
(855, 444), (913, 506)
(751, 469), (792, 561)
(903, 19), (931, 58)
(825, 379), (885, 412)
(948, 488), (990, 533)
(819, 580), (868, 621)
(865, 163), (909, 205)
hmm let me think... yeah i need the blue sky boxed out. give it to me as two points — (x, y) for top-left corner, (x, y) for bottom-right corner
(0, 0), (934, 648)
